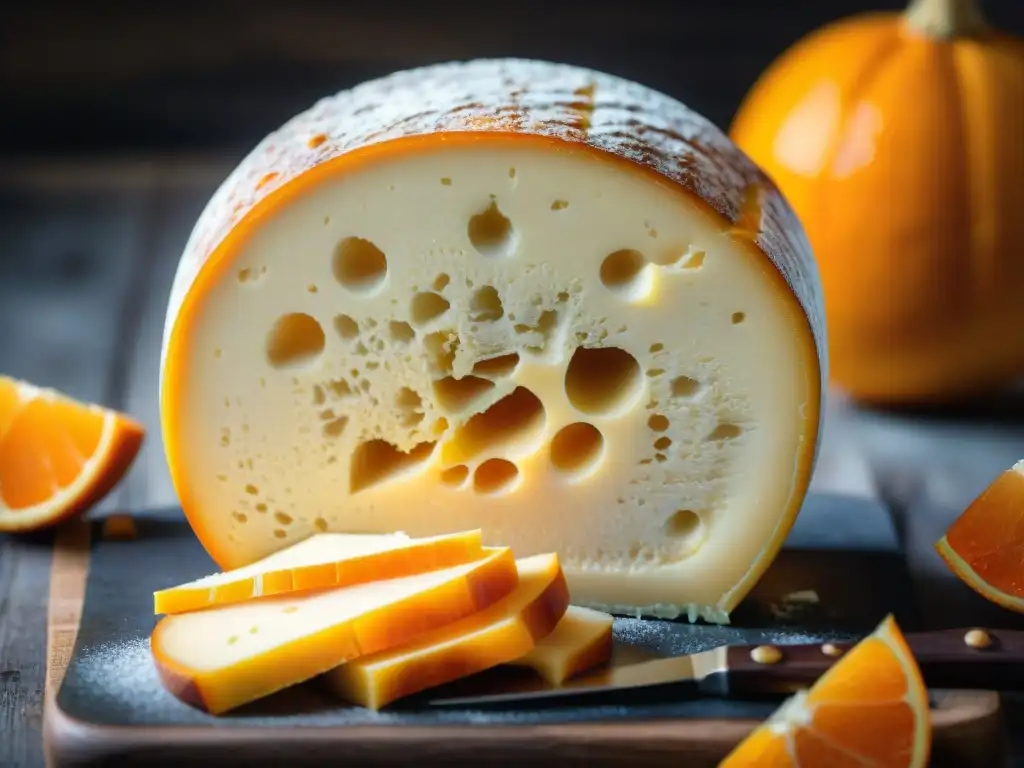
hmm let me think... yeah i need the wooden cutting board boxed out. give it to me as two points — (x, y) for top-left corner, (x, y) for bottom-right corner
(43, 494), (1009, 767)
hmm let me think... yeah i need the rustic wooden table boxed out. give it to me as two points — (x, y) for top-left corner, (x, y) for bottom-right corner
(3, 157), (1024, 766)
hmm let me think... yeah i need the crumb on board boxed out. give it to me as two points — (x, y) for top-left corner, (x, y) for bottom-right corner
(102, 514), (138, 541)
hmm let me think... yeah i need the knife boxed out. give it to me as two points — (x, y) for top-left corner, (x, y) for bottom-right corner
(427, 627), (1024, 709)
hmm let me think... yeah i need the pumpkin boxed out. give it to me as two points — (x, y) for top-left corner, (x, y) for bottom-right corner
(730, 0), (1024, 404)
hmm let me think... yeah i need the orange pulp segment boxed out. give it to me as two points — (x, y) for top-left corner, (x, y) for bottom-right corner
(720, 614), (930, 768)
(936, 459), (1024, 613)
(0, 376), (144, 532)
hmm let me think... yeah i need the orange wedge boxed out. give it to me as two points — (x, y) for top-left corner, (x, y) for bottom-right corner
(0, 376), (144, 532)
(720, 614), (930, 768)
(323, 552), (569, 709)
(153, 530), (484, 615)
(936, 460), (1024, 613)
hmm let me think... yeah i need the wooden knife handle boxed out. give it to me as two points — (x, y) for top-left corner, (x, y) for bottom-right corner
(715, 628), (1024, 697)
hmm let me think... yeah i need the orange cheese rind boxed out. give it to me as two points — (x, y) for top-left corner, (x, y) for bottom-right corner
(159, 59), (825, 623)
(323, 552), (569, 709)
(509, 604), (614, 685)
(936, 459), (1024, 614)
(151, 546), (518, 715)
(0, 376), (144, 533)
(153, 529), (485, 615)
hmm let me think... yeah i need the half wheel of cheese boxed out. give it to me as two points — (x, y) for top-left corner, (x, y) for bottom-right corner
(160, 59), (826, 623)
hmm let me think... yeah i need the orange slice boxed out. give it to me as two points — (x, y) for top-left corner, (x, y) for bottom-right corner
(508, 605), (614, 685)
(720, 614), (930, 768)
(0, 376), (144, 532)
(153, 529), (484, 615)
(323, 552), (569, 709)
(151, 547), (518, 715)
(936, 460), (1024, 613)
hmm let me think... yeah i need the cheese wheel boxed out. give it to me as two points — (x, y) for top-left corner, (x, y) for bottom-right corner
(160, 59), (826, 624)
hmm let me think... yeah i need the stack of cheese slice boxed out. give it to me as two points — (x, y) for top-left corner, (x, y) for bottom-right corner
(151, 530), (614, 714)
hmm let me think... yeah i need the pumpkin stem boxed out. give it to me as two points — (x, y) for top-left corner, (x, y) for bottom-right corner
(904, 0), (989, 39)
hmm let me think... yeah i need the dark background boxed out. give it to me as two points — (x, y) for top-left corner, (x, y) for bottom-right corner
(4, 0), (1024, 160)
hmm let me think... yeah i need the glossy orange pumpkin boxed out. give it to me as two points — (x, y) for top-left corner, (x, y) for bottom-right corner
(730, 0), (1024, 404)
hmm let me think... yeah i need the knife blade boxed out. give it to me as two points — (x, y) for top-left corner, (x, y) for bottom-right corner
(427, 627), (1024, 709)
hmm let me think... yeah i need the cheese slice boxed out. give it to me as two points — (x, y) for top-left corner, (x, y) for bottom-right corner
(153, 529), (483, 615)
(160, 59), (826, 624)
(323, 552), (568, 709)
(509, 605), (614, 685)
(150, 547), (517, 714)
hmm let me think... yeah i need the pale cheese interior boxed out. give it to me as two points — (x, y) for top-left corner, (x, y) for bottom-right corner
(176, 142), (814, 622)
(157, 556), (487, 672)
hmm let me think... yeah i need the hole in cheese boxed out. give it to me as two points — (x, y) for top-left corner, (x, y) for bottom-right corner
(470, 285), (504, 322)
(410, 292), (451, 327)
(423, 331), (458, 375)
(322, 416), (348, 438)
(665, 509), (703, 540)
(670, 376), (703, 399)
(707, 423), (742, 441)
(653, 436), (672, 451)
(442, 387), (545, 465)
(334, 314), (359, 340)
(333, 237), (387, 293)
(433, 273), (450, 291)
(474, 459), (520, 495)
(265, 313), (325, 369)
(350, 439), (436, 494)
(551, 200), (569, 211)
(679, 249), (706, 269)
(468, 200), (515, 257)
(395, 387), (424, 428)
(326, 378), (353, 399)
(432, 375), (495, 414)
(472, 353), (520, 378)
(732, 311), (746, 325)
(440, 465), (470, 488)
(648, 414), (669, 432)
(600, 249), (649, 298)
(564, 346), (642, 417)
(389, 320), (415, 344)
(550, 422), (604, 479)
